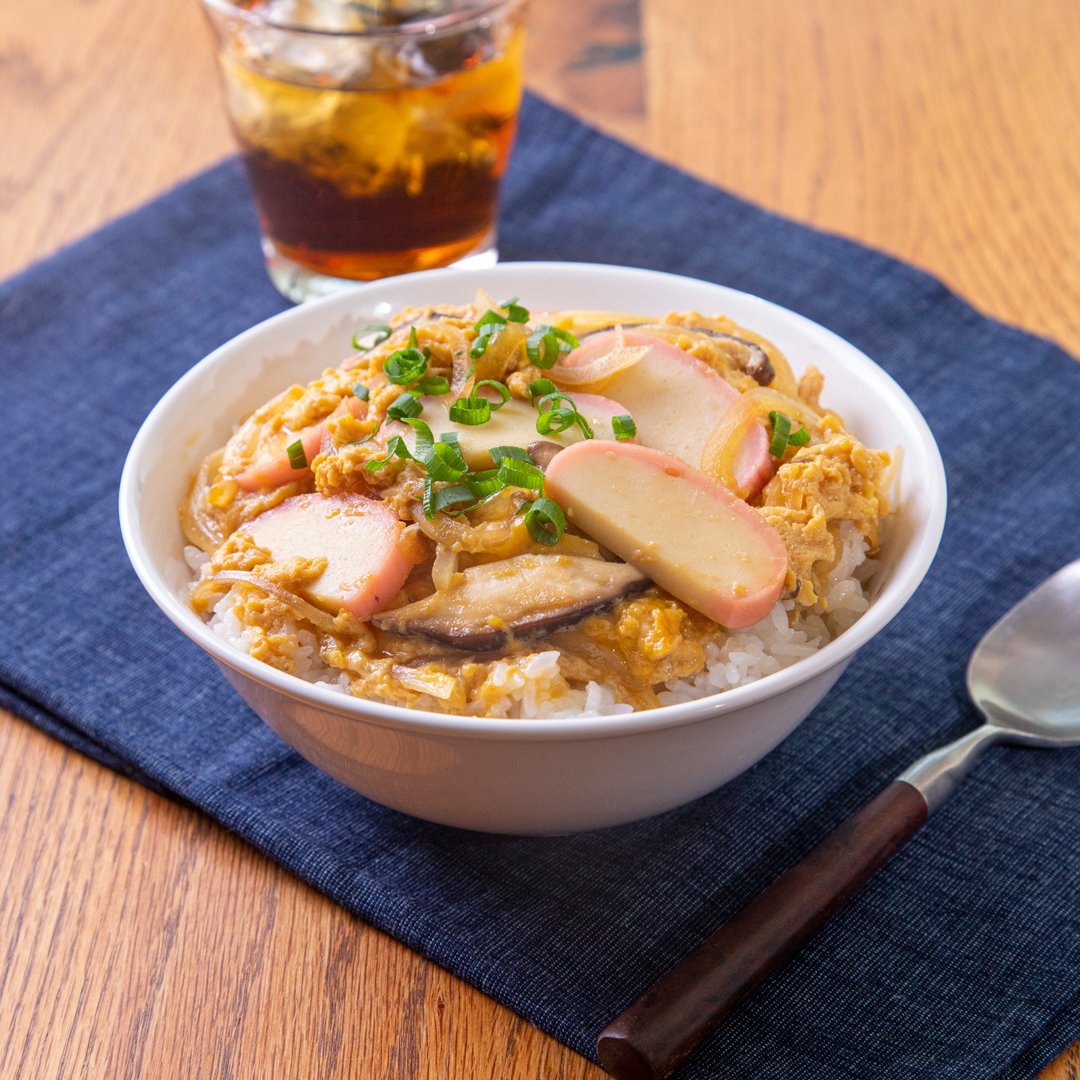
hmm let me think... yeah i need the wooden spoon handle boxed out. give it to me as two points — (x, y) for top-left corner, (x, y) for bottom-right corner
(596, 780), (929, 1080)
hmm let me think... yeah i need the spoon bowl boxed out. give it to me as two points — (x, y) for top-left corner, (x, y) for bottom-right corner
(967, 560), (1080, 743)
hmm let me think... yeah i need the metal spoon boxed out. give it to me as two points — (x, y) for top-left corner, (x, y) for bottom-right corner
(598, 558), (1080, 1080)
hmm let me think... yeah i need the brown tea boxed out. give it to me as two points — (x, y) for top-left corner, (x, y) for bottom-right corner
(211, 3), (524, 289)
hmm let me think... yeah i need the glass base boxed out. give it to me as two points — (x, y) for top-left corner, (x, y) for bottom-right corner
(262, 236), (499, 304)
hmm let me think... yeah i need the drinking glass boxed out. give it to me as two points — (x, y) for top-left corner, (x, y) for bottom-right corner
(200, 0), (527, 302)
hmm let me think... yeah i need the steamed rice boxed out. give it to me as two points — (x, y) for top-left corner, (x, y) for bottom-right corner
(186, 521), (874, 718)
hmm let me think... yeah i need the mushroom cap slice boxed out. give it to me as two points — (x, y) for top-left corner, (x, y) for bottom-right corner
(373, 554), (649, 652)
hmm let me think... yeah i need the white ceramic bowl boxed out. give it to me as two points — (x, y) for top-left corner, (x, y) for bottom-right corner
(119, 263), (945, 834)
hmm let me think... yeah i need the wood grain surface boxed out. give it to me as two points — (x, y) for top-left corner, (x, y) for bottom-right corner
(1, 2), (1077, 1077)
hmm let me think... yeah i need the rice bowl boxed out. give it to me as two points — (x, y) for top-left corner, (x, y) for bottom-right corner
(120, 263), (945, 832)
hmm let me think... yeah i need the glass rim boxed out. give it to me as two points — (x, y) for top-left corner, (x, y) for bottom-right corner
(199, 0), (524, 39)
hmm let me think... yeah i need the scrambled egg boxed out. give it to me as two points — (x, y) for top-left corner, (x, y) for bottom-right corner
(759, 434), (891, 606)
(184, 303), (894, 716)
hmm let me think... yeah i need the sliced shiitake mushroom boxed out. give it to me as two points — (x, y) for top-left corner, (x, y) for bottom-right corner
(372, 553), (648, 651)
(636, 324), (776, 386)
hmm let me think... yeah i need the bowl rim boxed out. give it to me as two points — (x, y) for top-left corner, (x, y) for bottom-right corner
(119, 261), (946, 743)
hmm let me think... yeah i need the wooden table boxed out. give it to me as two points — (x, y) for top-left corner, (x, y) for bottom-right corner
(2, 2), (1077, 1076)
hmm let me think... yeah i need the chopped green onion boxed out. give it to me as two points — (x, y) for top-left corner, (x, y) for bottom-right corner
(526, 325), (578, 368)
(474, 380), (511, 410)
(442, 498), (481, 518)
(439, 430), (463, 452)
(528, 378), (558, 404)
(364, 435), (412, 471)
(535, 391), (593, 439)
(425, 441), (470, 482)
(421, 476), (435, 519)
(767, 410), (809, 457)
(351, 325), (392, 351)
(490, 445), (533, 465)
(406, 418), (435, 461)
(523, 497), (566, 546)
(349, 420), (382, 446)
(429, 482), (477, 516)
(384, 344), (429, 385)
(387, 393), (423, 421)
(612, 414), (636, 441)
(469, 326), (502, 359)
(448, 398), (492, 426)
(573, 411), (595, 440)
(448, 379), (512, 426)
(352, 383), (370, 401)
(536, 407), (577, 435)
(768, 411), (791, 457)
(403, 418), (468, 481)
(416, 375), (450, 396)
(497, 457), (545, 492)
(497, 296), (530, 323)
(470, 310), (508, 359)
(286, 439), (307, 470)
(465, 469), (506, 498)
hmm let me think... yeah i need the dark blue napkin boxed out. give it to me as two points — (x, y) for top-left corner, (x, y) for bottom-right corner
(2, 94), (1078, 1079)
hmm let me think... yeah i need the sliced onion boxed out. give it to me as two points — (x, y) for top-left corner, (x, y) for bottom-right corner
(549, 327), (650, 388)
(473, 321), (528, 383)
(411, 503), (531, 558)
(391, 665), (462, 702)
(181, 449), (229, 552)
(431, 544), (459, 592)
(702, 388), (824, 500)
(211, 570), (344, 633)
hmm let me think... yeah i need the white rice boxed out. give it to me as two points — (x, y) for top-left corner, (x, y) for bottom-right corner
(183, 522), (873, 718)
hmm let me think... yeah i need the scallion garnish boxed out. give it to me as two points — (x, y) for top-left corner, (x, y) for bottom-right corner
(497, 457), (545, 492)
(352, 383), (370, 401)
(425, 442), (471, 481)
(535, 391), (594, 440)
(384, 336), (430, 385)
(464, 469), (505, 498)
(407, 417), (435, 460)
(490, 445), (533, 465)
(429, 482), (477, 516)
(416, 375), (450, 396)
(470, 311), (505, 359)
(497, 296), (530, 323)
(612, 414), (636, 441)
(768, 410), (810, 458)
(286, 439), (307, 470)
(535, 406), (576, 436)
(448, 398), (491, 426)
(526, 325), (578, 369)
(447, 378), (511, 426)
(387, 392), (424, 421)
(439, 430), (463, 456)
(523, 497), (566, 546)
(349, 420), (382, 446)
(364, 434), (413, 471)
(528, 378), (558, 404)
(352, 325), (392, 351)
(404, 418), (468, 481)
(474, 380), (511, 410)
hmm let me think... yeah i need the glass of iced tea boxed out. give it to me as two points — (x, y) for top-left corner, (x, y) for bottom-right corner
(200, 0), (526, 302)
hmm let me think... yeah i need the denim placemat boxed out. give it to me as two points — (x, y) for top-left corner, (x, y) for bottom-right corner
(1, 94), (1078, 1078)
